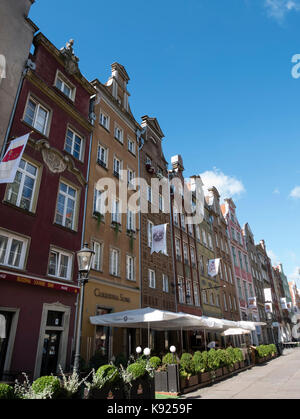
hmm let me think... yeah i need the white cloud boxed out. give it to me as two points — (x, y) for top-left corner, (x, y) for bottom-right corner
(289, 266), (300, 280)
(273, 188), (280, 195)
(264, 0), (300, 22)
(290, 186), (300, 199)
(267, 249), (280, 265)
(200, 168), (246, 201)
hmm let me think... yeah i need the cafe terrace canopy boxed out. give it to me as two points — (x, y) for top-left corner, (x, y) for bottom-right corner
(89, 307), (265, 332)
(221, 328), (252, 337)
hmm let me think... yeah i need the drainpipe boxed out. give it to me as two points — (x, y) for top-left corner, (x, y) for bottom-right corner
(0, 59), (33, 159)
(137, 127), (145, 310)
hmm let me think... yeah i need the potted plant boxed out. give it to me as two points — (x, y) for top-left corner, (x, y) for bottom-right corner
(85, 365), (124, 399)
(0, 383), (15, 400)
(125, 362), (154, 399)
(233, 348), (243, 370)
(161, 353), (180, 394)
(225, 347), (236, 372)
(179, 353), (198, 388)
(193, 351), (211, 384)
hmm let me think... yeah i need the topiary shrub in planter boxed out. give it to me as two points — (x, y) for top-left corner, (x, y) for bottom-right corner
(0, 383), (15, 400)
(225, 347), (236, 372)
(179, 353), (198, 388)
(193, 351), (210, 384)
(162, 353), (178, 365)
(149, 356), (161, 370)
(126, 362), (154, 399)
(85, 365), (124, 399)
(32, 376), (62, 399)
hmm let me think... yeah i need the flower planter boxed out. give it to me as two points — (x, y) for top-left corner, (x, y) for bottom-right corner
(234, 362), (240, 371)
(186, 375), (198, 387)
(180, 377), (187, 390)
(128, 377), (155, 400)
(222, 366), (229, 376)
(199, 372), (211, 384)
(84, 385), (125, 400)
(228, 365), (234, 373)
(215, 368), (223, 378)
(154, 371), (168, 393)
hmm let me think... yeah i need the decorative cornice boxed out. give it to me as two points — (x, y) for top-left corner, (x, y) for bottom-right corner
(26, 70), (94, 133)
(30, 138), (86, 186)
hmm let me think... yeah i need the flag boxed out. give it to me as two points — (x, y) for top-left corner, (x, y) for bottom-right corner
(248, 297), (257, 309)
(280, 298), (287, 310)
(264, 288), (272, 303)
(151, 224), (168, 255)
(265, 303), (273, 313)
(208, 259), (221, 277)
(0, 134), (30, 183)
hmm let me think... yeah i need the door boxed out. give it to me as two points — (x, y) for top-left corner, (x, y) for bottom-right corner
(0, 311), (13, 379)
(40, 331), (61, 376)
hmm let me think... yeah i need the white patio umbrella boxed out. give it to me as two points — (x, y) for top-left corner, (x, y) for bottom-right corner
(221, 328), (251, 337)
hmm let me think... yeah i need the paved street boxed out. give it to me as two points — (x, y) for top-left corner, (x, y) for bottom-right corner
(181, 348), (300, 399)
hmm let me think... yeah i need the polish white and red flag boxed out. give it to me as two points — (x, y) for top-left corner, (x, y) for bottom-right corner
(0, 133), (30, 184)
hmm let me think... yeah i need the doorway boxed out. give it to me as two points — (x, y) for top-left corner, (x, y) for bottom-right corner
(40, 331), (62, 376)
(0, 311), (13, 379)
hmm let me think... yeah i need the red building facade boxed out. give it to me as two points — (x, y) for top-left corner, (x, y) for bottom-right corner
(0, 33), (95, 380)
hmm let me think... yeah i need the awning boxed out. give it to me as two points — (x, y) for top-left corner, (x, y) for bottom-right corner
(90, 307), (265, 332)
(0, 314), (6, 339)
(221, 328), (252, 337)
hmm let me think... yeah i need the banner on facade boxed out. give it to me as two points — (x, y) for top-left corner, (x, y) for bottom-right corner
(151, 224), (168, 255)
(208, 258), (221, 277)
(0, 133), (30, 183)
(248, 296), (257, 309)
(264, 288), (272, 303)
(265, 303), (273, 313)
(280, 297), (287, 310)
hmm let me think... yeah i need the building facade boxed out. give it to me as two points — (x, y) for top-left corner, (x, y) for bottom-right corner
(0, 33), (94, 380)
(81, 63), (141, 364)
(139, 115), (176, 352)
(208, 187), (240, 323)
(221, 199), (259, 344)
(0, 0), (38, 150)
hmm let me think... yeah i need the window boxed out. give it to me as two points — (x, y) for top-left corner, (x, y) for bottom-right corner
(55, 181), (77, 230)
(48, 248), (72, 280)
(24, 97), (49, 135)
(146, 155), (152, 165)
(100, 112), (110, 130)
(159, 194), (164, 212)
(223, 294), (228, 311)
(233, 297), (237, 311)
(0, 230), (28, 269)
(231, 227), (236, 241)
(194, 283), (200, 306)
(202, 290), (208, 304)
(178, 277), (185, 303)
(196, 225), (201, 241)
(127, 208), (135, 231)
(173, 208), (179, 226)
(244, 254), (249, 273)
(128, 138), (136, 155)
(97, 144), (108, 168)
(215, 234), (219, 248)
(237, 278), (243, 299)
(126, 255), (135, 281)
(188, 223), (193, 236)
(216, 294), (220, 307)
(208, 233), (213, 249)
(93, 188), (104, 215)
(238, 251), (243, 270)
(127, 168), (135, 189)
(175, 238), (181, 261)
(202, 230), (207, 246)
(190, 247), (196, 267)
(148, 221), (154, 247)
(114, 126), (123, 143)
(65, 128), (83, 160)
(181, 214), (186, 230)
(232, 246), (238, 266)
(112, 199), (121, 224)
(163, 274), (169, 293)
(55, 74), (74, 99)
(183, 243), (189, 264)
(186, 280), (192, 305)
(113, 157), (121, 178)
(92, 241), (103, 271)
(210, 292), (215, 305)
(229, 295), (233, 311)
(243, 281), (249, 301)
(224, 264), (228, 282)
(5, 158), (38, 211)
(149, 269), (156, 289)
(110, 248), (120, 276)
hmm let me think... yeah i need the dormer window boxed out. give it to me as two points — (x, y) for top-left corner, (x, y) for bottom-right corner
(55, 71), (75, 101)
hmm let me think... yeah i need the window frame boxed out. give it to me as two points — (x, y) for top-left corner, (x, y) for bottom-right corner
(0, 230), (29, 270)
(47, 247), (73, 281)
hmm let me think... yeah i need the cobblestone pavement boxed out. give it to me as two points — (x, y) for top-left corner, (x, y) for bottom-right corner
(181, 348), (300, 399)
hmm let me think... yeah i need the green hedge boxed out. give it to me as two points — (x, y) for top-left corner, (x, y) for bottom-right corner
(0, 383), (14, 400)
(256, 344), (277, 358)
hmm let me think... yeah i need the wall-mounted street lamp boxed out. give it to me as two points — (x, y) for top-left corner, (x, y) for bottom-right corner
(73, 243), (95, 374)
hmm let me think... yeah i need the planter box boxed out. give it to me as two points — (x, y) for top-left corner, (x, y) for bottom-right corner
(229, 365), (234, 373)
(84, 385), (125, 400)
(239, 361), (245, 369)
(128, 377), (155, 400)
(234, 362), (240, 371)
(154, 371), (168, 393)
(215, 368), (223, 378)
(222, 366), (229, 376)
(167, 364), (180, 394)
(186, 375), (198, 387)
(199, 372), (211, 383)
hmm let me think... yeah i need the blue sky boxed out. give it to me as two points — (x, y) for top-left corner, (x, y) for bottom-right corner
(30, 0), (300, 287)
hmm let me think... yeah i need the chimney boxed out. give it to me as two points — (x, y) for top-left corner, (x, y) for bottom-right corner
(171, 155), (184, 172)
